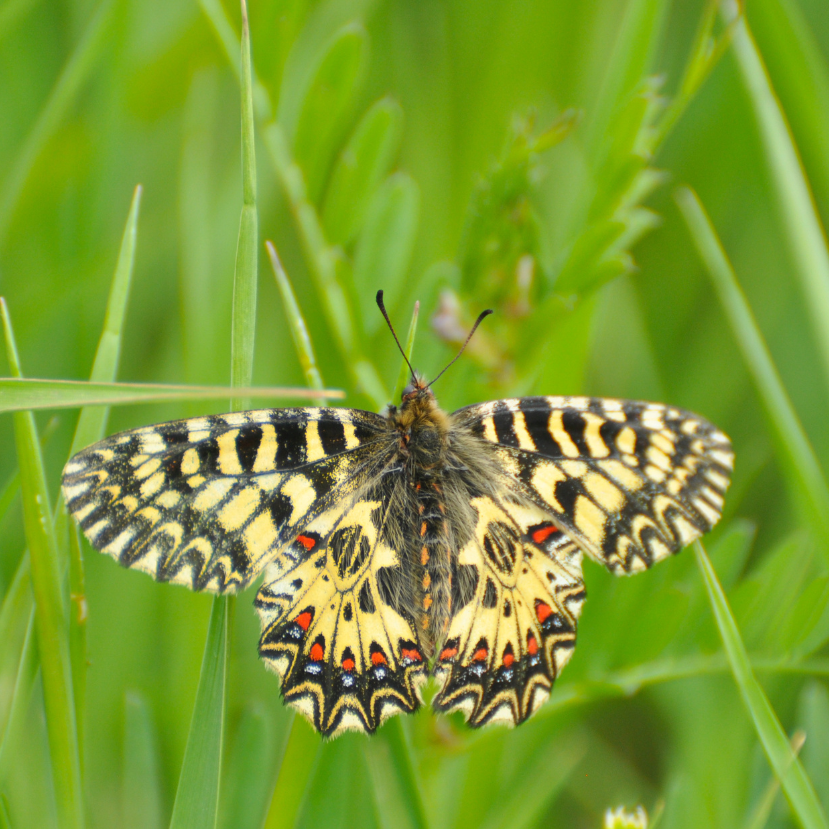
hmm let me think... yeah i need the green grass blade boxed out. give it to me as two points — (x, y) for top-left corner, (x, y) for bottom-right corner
(0, 609), (36, 770)
(720, 0), (829, 392)
(169, 596), (228, 829)
(218, 705), (275, 829)
(1, 299), (84, 829)
(0, 378), (342, 411)
(364, 718), (428, 829)
(675, 186), (829, 555)
(745, 732), (806, 829)
(263, 715), (321, 829)
(61, 184), (142, 756)
(322, 97), (404, 247)
(123, 691), (164, 829)
(231, 0), (258, 414)
(266, 241), (325, 394)
(391, 300), (419, 403)
(0, 0), (42, 43)
(0, 0), (117, 243)
(694, 541), (828, 829)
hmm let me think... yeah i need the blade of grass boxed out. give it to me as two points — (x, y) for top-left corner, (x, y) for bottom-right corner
(720, 0), (829, 393)
(123, 691), (164, 829)
(695, 541), (828, 829)
(263, 715), (321, 829)
(0, 0), (42, 43)
(169, 596), (229, 829)
(1, 299), (84, 829)
(391, 300), (419, 403)
(745, 731), (807, 829)
(364, 718), (429, 829)
(0, 0), (117, 243)
(0, 610), (36, 770)
(266, 241), (325, 395)
(172, 5), (258, 825)
(675, 186), (829, 556)
(0, 378), (342, 411)
(60, 183), (143, 760)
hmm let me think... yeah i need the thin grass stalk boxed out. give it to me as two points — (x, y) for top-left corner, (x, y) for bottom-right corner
(0, 0), (117, 242)
(391, 301), (419, 403)
(720, 0), (829, 394)
(694, 541), (828, 829)
(0, 300), (84, 829)
(266, 241), (325, 395)
(745, 732), (807, 829)
(675, 186), (829, 556)
(0, 378), (342, 412)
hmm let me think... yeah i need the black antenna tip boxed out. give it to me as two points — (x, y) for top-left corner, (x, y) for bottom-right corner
(376, 290), (385, 309)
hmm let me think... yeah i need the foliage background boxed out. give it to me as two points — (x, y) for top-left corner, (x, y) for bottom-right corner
(1, 0), (829, 827)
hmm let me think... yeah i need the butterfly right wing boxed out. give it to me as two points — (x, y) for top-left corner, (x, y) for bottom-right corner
(455, 397), (733, 574)
(62, 407), (389, 593)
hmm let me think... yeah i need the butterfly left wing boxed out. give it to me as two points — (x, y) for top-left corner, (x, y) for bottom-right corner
(432, 493), (585, 727)
(454, 397), (733, 574)
(255, 480), (427, 736)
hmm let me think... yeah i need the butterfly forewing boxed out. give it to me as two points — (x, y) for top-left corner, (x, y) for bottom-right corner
(454, 396), (733, 573)
(62, 407), (388, 593)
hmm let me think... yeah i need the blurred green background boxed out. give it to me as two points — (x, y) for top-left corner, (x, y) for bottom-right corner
(2, 0), (829, 827)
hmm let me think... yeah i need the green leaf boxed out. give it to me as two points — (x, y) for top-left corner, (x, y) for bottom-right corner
(293, 21), (369, 204)
(123, 691), (164, 829)
(695, 541), (829, 829)
(169, 596), (228, 829)
(353, 173), (420, 334)
(0, 378), (342, 411)
(1, 300), (84, 829)
(322, 97), (404, 247)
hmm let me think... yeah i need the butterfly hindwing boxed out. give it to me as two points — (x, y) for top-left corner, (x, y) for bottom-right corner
(432, 493), (585, 726)
(61, 407), (388, 593)
(255, 485), (427, 736)
(455, 396), (733, 573)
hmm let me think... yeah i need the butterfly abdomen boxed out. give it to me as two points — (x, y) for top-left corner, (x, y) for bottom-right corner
(411, 478), (454, 655)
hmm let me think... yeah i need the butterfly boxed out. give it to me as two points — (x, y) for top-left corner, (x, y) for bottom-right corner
(61, 293), (733, 736)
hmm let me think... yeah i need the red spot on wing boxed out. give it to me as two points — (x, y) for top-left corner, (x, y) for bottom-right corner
(310, 642), (324, 661)
(527, 635), (539, 656)
(295, 611), (312, 631)
(371, 650), (387, 666)
(535, 601), (553, 624)
(502, 651), (515, 668)
(532, 524), (559, 544)
(342, 657), (355, 672)
(401, 648), (422, 662)
(472, 647), (488, 662)
(296, 535), (316, 551)
(439, 646), (458, 661)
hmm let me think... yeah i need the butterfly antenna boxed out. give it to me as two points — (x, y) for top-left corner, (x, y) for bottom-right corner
(427, 308), (493, 388)
(376, 290), (417, 380)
